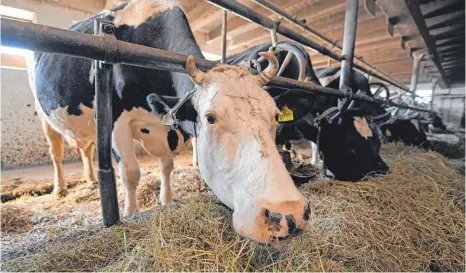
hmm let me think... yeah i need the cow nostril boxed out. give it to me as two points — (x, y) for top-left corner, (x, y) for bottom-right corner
(265, 209), (270, 218)
(303, 202), (311, 221)
(264, 209), (282, 226)
(285, 214), (297, 235)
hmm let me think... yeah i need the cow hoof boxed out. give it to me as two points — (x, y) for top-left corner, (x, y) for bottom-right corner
(87, 180), (99, 190)
(54, 188), (69, 199)
(160, 196), (174, 206)
(123, 208), (139, 218)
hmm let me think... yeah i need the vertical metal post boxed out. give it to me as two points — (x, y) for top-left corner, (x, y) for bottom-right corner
(410, 53), (424, 99)
(221, 10), (228, 63)
(431, 78), (439, 110)
(339, 0), (359, 107)
(94, 20), (120, 227)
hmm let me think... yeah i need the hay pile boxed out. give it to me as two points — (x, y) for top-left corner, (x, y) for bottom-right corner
(2, 143), (465, 272)
(1, 204), (32, 233)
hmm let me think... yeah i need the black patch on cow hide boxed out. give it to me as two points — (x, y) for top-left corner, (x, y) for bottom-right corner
(141, 128), (150, 134)
(167, 130), (179, 151)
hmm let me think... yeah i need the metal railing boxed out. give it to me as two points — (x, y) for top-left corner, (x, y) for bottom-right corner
(249, 0), (412, 94)
(205, 0), (412, 93)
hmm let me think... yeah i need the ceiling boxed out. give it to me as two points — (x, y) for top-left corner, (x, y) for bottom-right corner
(44, 0), (466, 86)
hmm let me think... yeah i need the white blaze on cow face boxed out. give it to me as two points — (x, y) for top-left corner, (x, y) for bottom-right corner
(186, 54), (310, 247)
(353, 116), (373, 139)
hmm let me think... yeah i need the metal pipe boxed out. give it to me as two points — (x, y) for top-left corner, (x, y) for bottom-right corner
(207, 0), (410, 92)
(94, 19), (120, 227)
(250, 0), (408, 93)
(221, 10), (227, 63)
(339, 0), (360, 107)
(0, 18), (434, 114)
(409, 53), (424, 98)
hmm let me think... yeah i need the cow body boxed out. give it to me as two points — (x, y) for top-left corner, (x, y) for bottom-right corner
(30, 0), (201, 212)
(29, 0), (309, 247)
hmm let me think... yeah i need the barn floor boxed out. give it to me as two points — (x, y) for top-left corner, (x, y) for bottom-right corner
(1, 143), (465, 272)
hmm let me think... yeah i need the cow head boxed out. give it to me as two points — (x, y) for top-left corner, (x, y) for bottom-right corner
(147, 53), (310, 247)
(274, 89), (389, 182)
(379, 117), (432, 150)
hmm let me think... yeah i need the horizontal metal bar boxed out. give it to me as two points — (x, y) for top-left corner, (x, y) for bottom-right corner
(206, 0), (411, 92)
(0, 18), (434, 113)
(249, 0), (410, 93)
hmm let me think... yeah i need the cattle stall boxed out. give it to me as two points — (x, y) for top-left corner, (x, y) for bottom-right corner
(1, 0), (464, 271)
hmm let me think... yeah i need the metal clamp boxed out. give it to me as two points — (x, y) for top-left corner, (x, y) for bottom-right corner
(338, 87), (354, 113)
(269, 21), (280, 49)
(94, 19), (119, 66)
(161, 88), (197, 130)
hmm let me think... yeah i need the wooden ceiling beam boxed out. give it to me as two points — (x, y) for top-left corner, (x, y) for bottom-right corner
(405, 0), (450, 87)
(206, 0), (301, 43)
(230, 11), (389, 49)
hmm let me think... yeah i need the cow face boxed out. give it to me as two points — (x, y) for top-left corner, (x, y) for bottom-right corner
(379, 119), (432, 150)
(273, 90), (389, 182)
(317, 111), (389, 181)
(148, 53), (310, 248)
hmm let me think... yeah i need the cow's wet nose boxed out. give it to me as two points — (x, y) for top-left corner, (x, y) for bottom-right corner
(261, 200), (311, 244)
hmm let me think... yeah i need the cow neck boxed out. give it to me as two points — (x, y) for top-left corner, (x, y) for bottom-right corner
(160, 8), (205, 97)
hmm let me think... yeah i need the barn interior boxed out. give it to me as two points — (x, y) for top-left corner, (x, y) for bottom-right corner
(1, 0), (465, 272)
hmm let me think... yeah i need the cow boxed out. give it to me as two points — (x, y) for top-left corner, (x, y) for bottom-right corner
(28, 0), (310, 247)
(315, 67), (434, 151)
(226, 43), (390, 181)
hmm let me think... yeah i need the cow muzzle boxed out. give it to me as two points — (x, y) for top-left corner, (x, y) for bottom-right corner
(234, 198), (311, 248)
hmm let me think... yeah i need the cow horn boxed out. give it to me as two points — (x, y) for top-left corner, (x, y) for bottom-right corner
(256, 52), (279, 86)
(186, 55), (205, 86)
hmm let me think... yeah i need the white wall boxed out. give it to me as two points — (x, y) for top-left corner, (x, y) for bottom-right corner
(1, 0), (91, 169)
(431, 84), (465, 128)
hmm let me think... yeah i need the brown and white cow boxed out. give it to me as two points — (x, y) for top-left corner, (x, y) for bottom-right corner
(28, 0), (309, 247)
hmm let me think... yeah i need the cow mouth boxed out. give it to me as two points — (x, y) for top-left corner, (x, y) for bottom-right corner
(268, 227), (304, 248)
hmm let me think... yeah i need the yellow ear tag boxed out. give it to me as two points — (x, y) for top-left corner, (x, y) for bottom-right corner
(316, 112), (320, 117)
(278, 105), (294, 122)
(161, 114), (169, 124)
(385, 129), (392, 136)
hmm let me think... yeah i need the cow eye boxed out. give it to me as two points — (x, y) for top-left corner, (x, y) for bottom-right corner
(206, 114), (216, 124)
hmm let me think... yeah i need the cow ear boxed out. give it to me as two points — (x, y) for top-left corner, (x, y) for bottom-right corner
(273, 89), (315, 121)
(146, 93), (197, 122)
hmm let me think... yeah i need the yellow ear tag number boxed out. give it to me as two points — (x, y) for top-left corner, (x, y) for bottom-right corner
(385, 129), (392, 136)
(278, 105), (294, 122)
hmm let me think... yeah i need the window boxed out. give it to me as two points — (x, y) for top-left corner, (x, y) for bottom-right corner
(0, 5), (36, 70)
(414, 89), (432, 104)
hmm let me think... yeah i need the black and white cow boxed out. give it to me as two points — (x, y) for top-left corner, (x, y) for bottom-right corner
(227, 43), (390, 182)
(316, 68), (433, 150)
(28, 0), (310, 247)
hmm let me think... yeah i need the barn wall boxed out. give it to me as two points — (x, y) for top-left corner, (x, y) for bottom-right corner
(432, 84), (465, 129)
(1, 0), (91, 169)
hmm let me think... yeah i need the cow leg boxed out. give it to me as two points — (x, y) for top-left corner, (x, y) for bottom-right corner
(311, 141), (318, 165)
(191, 137), (198, 167)
(159, 158), (174, 205)
(37, 111), (67, 198)
(79, 143), (97, 188)
(113, 130), (141, 217)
